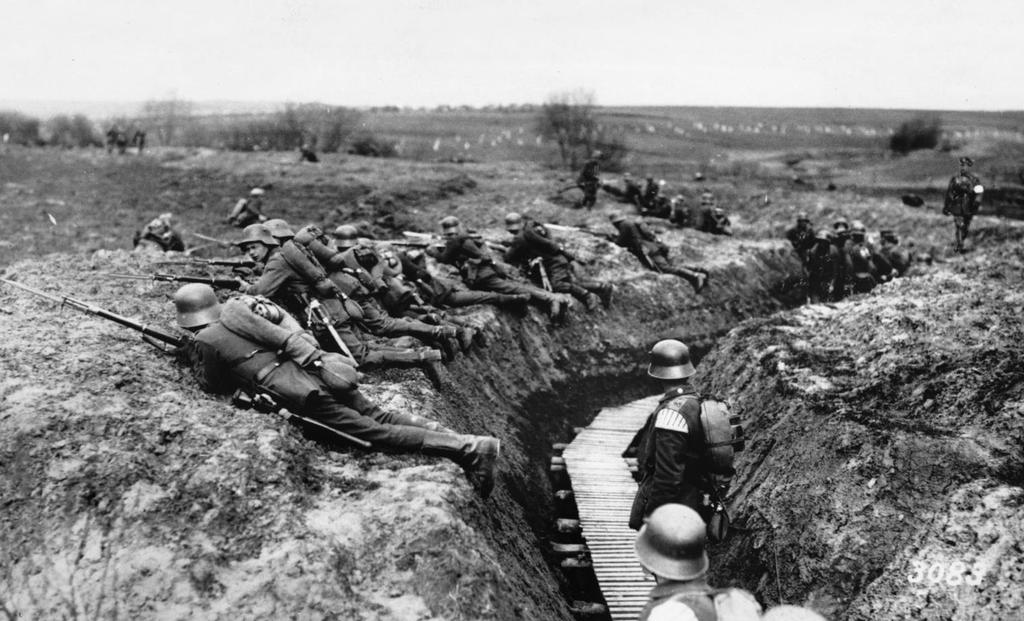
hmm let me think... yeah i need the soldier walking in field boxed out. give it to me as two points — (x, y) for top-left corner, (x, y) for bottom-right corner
(943, 156), (983, 253)
(172, 284), (500, 498)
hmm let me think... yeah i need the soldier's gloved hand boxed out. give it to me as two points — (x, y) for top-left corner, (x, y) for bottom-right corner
(282, 331), (322, 367)
(314, 277), (339, 298)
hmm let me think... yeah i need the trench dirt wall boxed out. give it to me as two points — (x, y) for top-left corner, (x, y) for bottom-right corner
(697, 252), (1024, 620)
(0, 228), (801, 620)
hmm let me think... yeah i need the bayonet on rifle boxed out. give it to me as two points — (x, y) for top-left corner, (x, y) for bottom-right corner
(0, 278), (188, 347)
(104, 273), (245, 290)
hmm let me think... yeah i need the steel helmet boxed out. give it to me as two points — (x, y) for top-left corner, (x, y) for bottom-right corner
(647, 339), (696, 380)
(959, 156), (974, 167)
(249, 187), (265, 196)
(173, 283), (221, 328)
(333, 224), (359, 240)
(264, 218), (294, 240)
(850, 220), (866, 234)
(796, 211), (810, 223)
(440, 215), (461, 230)
(833, 217), (849, 231)
(815, 228), (833, 242)
(505, 212), (523, 233)
(235, 223), (278, 247)
(634, 504), (709, 580)
(608, 210), (626, 224)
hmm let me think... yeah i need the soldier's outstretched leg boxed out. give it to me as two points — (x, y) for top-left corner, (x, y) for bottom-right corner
(420, 431), (501, 498)
(651, 253), (707, 293)
(473, 273), (568, 320)
(444, 290), (531, 310)
(347, 390), (455, 433)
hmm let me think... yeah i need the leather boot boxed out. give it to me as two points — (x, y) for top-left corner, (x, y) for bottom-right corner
(431, 326), (459, 361)
(456, 327), (475, 352)
(421, 432), (500, 498)
(417, 349), (444, 388)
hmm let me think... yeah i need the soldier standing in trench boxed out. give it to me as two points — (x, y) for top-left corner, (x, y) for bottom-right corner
(943, 156), (983, 253)
(576, 151), (601, 210)
(629, 340), (729, 529)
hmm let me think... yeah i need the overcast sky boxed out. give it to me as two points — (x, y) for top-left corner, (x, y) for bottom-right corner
(4, 0), (1021, 110)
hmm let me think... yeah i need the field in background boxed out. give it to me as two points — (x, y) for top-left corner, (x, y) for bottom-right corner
(361, 106), (1024, 192)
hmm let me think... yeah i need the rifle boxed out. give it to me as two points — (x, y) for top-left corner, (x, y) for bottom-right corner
(104, 273), (245, 290)
(529, 257), (553, 291)
(305, 298), (359, 368)
(232, 390), (371, 449)
(554, 183), (580, 194)
(401, 231), (507, 253)
(545, 223), (615, 242)
(0, 278), (188, 348)
(186, 231), (235, 247)
(155, 257), (257, 270)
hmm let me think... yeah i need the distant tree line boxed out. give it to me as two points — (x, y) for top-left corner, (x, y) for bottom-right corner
(0, 100), (397, 156)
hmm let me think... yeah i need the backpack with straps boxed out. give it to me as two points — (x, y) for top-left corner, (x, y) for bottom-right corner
(698, 398), (745, 542)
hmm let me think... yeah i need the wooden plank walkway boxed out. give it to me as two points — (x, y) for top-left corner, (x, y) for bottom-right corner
(562, 395), (659, 621)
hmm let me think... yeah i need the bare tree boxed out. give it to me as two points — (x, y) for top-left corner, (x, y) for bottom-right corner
(537, 90), (599, 170)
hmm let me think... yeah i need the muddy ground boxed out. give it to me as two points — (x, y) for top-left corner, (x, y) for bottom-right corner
(1, 146), (1021, 620)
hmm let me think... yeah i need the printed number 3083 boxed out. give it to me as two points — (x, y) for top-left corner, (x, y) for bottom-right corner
(908, 561), (983, 586)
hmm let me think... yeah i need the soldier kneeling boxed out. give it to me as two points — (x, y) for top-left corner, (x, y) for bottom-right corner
(172, 283), (501, 498)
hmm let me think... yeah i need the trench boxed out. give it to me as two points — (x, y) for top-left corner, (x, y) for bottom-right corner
(427, 243), (806, 620)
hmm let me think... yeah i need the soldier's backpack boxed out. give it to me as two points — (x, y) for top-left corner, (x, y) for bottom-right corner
(647, 587), (762, 621)
(699, 399), (745, 478)
(698, 399), (745, 542)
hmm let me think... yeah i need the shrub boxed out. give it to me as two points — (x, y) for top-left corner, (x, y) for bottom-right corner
(890, 116), (942, 154)
(0, 111), (42, 145)
(45, 115), (100, 148)
(348, 132), (397, 157)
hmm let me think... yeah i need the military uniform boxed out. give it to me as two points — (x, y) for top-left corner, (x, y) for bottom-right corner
(639, 580), (760, 621)
(805, 236), (841, 303)
(182, 294), (498, 496)
(785, 222), (815, 264)
(504, 219), (611, 310)
(878, 233), (913, 277)
(247, 243), (438, 370)
(399, 251), (528, 310)
(433, 232), (564, 316)
(612, 219), (707, 291)
(843, 237), (893, 294)
(943, 165), (982, 252)
(698, 208), (732, 236)
(576, 158), (600, 210)
(630, 387), (720, 529)
(228, 195), (266, 228)
(133, 215), (185, 253)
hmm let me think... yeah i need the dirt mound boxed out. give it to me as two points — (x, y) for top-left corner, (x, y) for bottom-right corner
(698, 251), (1024, 620)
